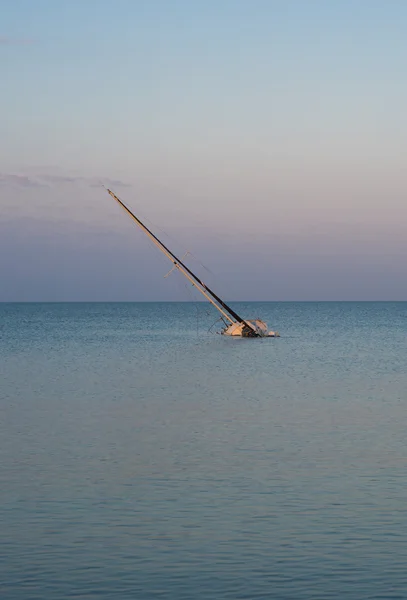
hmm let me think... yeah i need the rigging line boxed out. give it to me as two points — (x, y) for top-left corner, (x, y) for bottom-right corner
(183, 250), (216, 277)
(113, 191), (217, 280)
(104, 186), (224, 297)
(130, 207), (189, 261)
(173, 262), (218, 326)
(121, 205), (214, 295)
(171, 274), (205, 338)
(178, 277), (208, 331)
(145, 220), (216, 282)
(102, 181), (219, 282)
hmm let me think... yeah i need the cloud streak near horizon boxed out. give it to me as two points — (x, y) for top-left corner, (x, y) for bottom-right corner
(0, 172), (131, 189)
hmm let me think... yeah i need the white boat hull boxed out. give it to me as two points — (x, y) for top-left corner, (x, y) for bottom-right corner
(222, 319), (279, 338)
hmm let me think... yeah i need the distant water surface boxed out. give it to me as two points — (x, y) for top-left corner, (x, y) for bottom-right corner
(1, 302), (407, 599)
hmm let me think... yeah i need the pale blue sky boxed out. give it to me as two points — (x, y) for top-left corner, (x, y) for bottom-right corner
(1, 0), (407, 300)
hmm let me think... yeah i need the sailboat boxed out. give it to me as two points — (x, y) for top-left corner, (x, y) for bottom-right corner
(105, 188), (279, 338)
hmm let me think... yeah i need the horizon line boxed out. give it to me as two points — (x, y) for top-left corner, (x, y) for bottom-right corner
(1, 300), (406, 304)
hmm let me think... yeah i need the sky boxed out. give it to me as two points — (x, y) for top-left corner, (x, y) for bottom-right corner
(1, 0), (407, 301)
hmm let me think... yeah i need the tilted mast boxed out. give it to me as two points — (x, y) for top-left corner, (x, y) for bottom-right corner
(105, 188), (258, 335)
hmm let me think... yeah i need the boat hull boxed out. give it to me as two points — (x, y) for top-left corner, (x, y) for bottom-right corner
(222, 320), (279, 338)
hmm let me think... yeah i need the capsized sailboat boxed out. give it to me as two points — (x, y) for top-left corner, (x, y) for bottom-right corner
(105, 188), (279, 338)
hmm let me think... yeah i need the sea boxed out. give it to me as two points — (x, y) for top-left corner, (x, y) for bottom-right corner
(1, 301), (407, 599)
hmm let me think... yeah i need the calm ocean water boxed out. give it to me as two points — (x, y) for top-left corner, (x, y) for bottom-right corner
(1, 301), (407, 599)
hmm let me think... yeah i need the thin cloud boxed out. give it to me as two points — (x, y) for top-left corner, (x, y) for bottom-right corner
(40, 174), (131, 188)
(89, 178), (132, 189)
(0, 173), (45, 188)
(0, 172), (131, 189)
